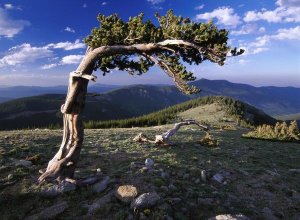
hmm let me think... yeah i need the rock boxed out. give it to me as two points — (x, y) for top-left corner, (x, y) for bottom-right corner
(183, 173), (190, 179)
(96, 168), (102, 173)
(198, 198), (214, 206)
(208, 214), (250, 220)
(17, 159), (32, 167)
(145, 158), (154, 167)
(167, 197), (181, 204)
(79, 176), (100, 186)
(86, 191), (114, 214)
(92, 176), (110, 193)
(289, 169), (300, 173)
(212, 173), (224, 183)
(139, 212), (147, 220)
(168, 184), (177, 191)
(41, 181), (76, 197)
(131, 192), (160, 209)
(24, 201), (68, 220)
(115, 185), (138, 203)
(262, 207), (278, 220)
(201, 170), (207, 182)
(161, 172), (169, 179)
(195, 178), (200, 184)
(160, 186), (168, 191)
(7, 174), (14, 181)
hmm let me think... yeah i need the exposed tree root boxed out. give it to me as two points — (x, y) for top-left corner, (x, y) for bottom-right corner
(133, 119), (209, 145)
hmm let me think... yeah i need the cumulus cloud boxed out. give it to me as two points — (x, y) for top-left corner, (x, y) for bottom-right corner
(147, 0), (165, 5)
(195, 4), (205, 10)
(64, 26), (75, 33)
(61, 55), (84, 64)
(241, 26), (300, 55)
(42, 55), (84, 69)
(0, 8), (30, 38)
(244, 1), (300, 23)
(47, 39), (85, 50)
(195, 7), (241, 27)
(0, 44), (53, 68)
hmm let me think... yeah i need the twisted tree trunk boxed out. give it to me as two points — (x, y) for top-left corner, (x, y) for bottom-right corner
(38, 39), (221, 184)
(38, 48), (94, 183)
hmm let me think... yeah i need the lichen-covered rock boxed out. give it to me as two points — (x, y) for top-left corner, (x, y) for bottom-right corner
(131, 192), (160, 209)
(115, 185), (138, 203)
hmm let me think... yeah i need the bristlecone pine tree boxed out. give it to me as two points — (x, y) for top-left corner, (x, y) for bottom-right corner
(38, 10), (243, 184)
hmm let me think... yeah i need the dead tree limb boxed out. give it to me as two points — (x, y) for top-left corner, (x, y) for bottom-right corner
(133, 119), (208, 145)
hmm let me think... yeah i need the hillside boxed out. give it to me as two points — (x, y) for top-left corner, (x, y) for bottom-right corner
(0, 85), (189, 130)
(0, 84), (120, 99)
(0, 79), (299, 130)
(84, 96), (277, 129)
(0, 125), (299, 219)
(191, 79), (300, 116)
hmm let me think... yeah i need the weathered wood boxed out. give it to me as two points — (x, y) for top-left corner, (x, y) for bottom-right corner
(133, 119), (208, 145)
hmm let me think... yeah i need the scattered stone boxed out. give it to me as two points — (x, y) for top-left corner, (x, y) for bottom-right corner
(208, 214), (250, 220)
(289, 169), (300, 173)
(168, 184), (177, 191)
(96, 168), (102, 173)
(92, 176), (110, 193)
(7, 174), (14, 181)
(198, 198), (214, 206)
(115, 185), (138, 203)
(195, 178), (200, 184)
(41, 181), (76, 197)
(183, 173), (190, 179)
(16, 159), (32, 167)
(145, 158), (154, 167)
(262, 207), (278, 220)
(79, 176), (100, 186)
(85, 191), (114, 214)
(131, 192), (160, 209)
(24, 201), (68, 220)
(160, 186), (168, 191)
(167, 197), (181, 204)
(161, 172), (169, 179)
(141, 166), (149, 173)
(201, 170), (207, 182)
(212, 173), (224, 183)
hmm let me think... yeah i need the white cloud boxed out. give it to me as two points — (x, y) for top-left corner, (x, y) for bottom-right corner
(61, 55), (84, 65)
(195, 4), (204, 10)
(83, 3), (87, 8)
(147, 0), (165, 5)
(47, 39), (85, 50)
(238, 59), (250, 65)
(64, 26), (75, 33)
(195, 7), (241, 27)
(273, 26), (300, 40)
(3, 4), (21, 10)
(231, 24), (258, 35)
(41, 63), (58, 70)
(0, 8), (30, 37)
(101, 2), (107, 6)
(240, 26), (300, 55)
(244, 1), (300, 23)
(0, 44), (53, 68)
(276, 0), (300, 7)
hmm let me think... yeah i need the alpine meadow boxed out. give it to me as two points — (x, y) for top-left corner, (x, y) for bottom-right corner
(0, 1), (299, 220)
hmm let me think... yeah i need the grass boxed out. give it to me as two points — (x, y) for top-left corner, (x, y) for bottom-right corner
(0, 125), (299, 219)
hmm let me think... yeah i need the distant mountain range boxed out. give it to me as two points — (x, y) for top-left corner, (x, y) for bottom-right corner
(0, 84), (121, 100)
(0, 79), (299, 130)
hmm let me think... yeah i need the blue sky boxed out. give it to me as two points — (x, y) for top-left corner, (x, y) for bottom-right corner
(0, 0), (299, 87)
